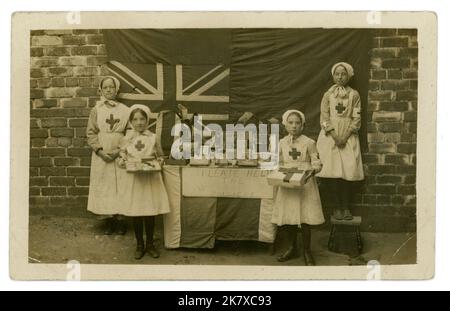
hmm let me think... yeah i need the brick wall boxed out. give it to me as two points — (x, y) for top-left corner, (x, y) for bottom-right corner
(29, 29), (418, 231)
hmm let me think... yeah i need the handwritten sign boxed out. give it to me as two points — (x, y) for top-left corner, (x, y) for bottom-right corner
(181, 167), (275, 199)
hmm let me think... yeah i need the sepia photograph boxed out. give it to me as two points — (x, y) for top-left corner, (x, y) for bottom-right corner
(10, 11), (436, 280)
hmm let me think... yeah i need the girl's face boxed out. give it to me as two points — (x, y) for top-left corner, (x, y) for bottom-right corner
(333, 66), (349, 86)
(286, 113), (303, 136)
(131, 111), (148, 133)
(101, 78), (117, 100)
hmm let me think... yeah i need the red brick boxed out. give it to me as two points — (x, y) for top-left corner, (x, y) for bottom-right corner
(86, 34), (104, 45)
(398, 29), (417, 36)
(30, 79), (38, 88)
(385, 154), (410, 165)
(50, 128), (74, 138)
(371, 48), (397, 58)
(31, 138), (46, 147)
(377, 195), (392, 205)
(73, 29), (99, 35)
(58, 56), (87, 66)
(384, 133), (401, 143)
(401, 133), (416, 142)
(29, 177), (48, 186)
(377, 175), (403, 184)
(378, 122), (403, 133)
(62, 35), (86, 46)
(366, 123), (378, 133)
(76, 177), (90, 186)
(387, 69), (403, 80)
(395, 165), (416, 175)
(397, 185), (416, 195)
(367, 185), (396, 194)
(367, 133), (384, 143)
(382, 37), (409, 48)
(380, 80), (410, 91)
(45, 87), (76, 98)
(31, 108), (91, 118)
(61, 98), (87, 108)
(367, 164), (396, 175)
(404, 175), (416, 184)
(404, 111), (417, 122)
(398, 48), (418, 58)
(369, 81), (380, 91)
(30, 158), (53, 167)
(382, 58), (410, 69)
(410, 80), (418, 90)
(367, 102), (379, 112)
(30, 148), (40, 158)
(75, 87), (99, 97)
(397, 143), (416, 154)
(67, 148), (91, 156)
(76, 128), (88, 138)
(29, 197), (50, 206)
(80, 157), (92, 166)
(396, 90), (417, 101)
(368, 91), (393, 101)
(74, 67), (99, 77)
(69, 119), (88, 127)
(50, 177), (75, 186)
(34, 99), (58, 108)
(32, 35), (62, 46)
(372, 111), (402, 122)
(30, 119), (40, 129)
(403, 69), (418, 79)
(86, 56), (107, 66)
(66, 77), (79, 87)
(30, 68), (47, 79)
(71, 46), (98, 56)
(51, 78), (65, 87)
(68, 187), (90, 196)
(41, 118), (67, 128)
(392, 195), (405, 205)
(378, 102), (409, 111)
(45, 137), (59, 147)
(407, 122), (417, 133)
(29, 187), (41, 196)
(54, 157), (77, 166)
(370, 58), (382, 69)
(370, 69), (387, 80)
(363, 194), (377, 205)
(30, 89), (44, 99)
(97, 45), (107, 55)
(48, 67), (73, 77)
(40, 167), (66, 176)
(58, 138), (72, 147)
(40, 148), (66, 157)
(78, 77), (94, 87)
(30, 129), (48, 138)
(67, 167), (91, 176)
(31, 57), (59, 68)
(31, 47), (44, 57)
(44, 47), (70, 57)
(42, 187), (67, 196)
(362, 153), (380, 164)
(36, 78), (51, 88)
(73, 138), (88, 147)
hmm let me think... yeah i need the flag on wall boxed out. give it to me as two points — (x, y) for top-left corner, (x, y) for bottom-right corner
(103, 28), (371, 145)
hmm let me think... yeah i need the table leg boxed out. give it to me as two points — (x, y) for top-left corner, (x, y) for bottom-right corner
(356, 227), (363, 254)
(328, 225), (336, 252)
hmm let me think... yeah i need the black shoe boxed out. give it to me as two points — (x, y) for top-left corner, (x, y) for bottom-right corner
(116, 220), (127, 235)
(277, 247), (299, 262)
(343, 209), (353, 221)
(146, 242), (160, 258)
(134, 243), (145, 260)
(304, 250), (316, 266)
(103, 218), (116, 235)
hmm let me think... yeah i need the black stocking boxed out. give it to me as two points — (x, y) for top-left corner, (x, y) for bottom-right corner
(133, 217), (144, 245)
(144, 216), (155, 244)
(301, 224), (311, 252)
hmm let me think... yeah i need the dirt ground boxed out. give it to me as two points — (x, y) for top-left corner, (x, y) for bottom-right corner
(28, 215), (416, 266)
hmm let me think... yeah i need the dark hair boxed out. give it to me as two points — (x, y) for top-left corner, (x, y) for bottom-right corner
(100, 77), (117, 89)
(129, 108), (148, 122)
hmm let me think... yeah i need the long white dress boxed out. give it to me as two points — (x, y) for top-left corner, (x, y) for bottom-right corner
(86, 100), (130, 215)
(118, 129), (171, 217)
(316, 85), (365, 181)
(271, 135), (325, 226)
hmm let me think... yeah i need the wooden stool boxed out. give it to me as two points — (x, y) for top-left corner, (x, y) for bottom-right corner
(328, 216), (363, 255)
